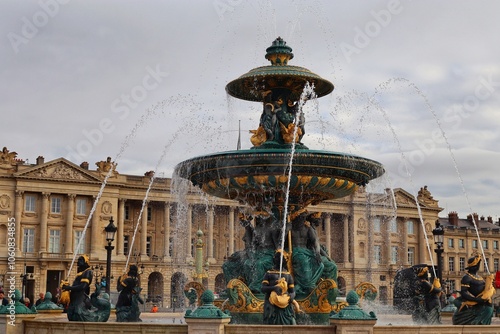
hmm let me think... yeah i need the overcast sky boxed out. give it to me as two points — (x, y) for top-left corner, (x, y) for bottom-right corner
(2, 0), (500, 220)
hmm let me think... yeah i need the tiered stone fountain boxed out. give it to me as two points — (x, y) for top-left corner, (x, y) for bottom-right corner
(175, 37), (384, 325)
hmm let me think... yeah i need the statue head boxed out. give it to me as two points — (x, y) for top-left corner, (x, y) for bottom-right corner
(417, 266), (429, 278)
(77, 255), (90, 270)
(128, 265), (139, 277)
(273, 249), (290, 270)
(466, 255), (481, 270)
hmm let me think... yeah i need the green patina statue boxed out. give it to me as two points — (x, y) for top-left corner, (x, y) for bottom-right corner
(452, 255), (495, 325)
(62, 255), (110, 322)
(411, 266), (442, 324)
(116, 265), (144, 322)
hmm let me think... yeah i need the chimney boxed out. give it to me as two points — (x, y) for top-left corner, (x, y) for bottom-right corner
(448, 211), (459, 226)
(36, 156), (44, 165)
(487, 216), (493, 224)
(80, 161), (89, 170)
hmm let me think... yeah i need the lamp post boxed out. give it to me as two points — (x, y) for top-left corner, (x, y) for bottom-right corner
(104, 217), (117, 295)
(432, 220), (445, 283)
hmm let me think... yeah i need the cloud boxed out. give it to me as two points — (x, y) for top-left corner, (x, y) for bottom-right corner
(2, 0), (500, 219)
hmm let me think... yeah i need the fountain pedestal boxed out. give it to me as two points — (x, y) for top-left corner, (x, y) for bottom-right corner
(1, 313), (37, 334)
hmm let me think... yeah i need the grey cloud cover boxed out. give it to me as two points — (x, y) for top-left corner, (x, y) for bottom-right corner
(2, 0), (500, 219)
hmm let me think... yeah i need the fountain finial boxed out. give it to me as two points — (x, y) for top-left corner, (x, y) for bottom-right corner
(265, 37), (294, 66)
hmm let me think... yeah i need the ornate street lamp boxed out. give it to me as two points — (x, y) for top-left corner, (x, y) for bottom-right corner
(432, 220), (445, 283)
(104, 217), (117, 294)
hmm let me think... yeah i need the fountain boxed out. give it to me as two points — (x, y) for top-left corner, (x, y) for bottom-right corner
(174, 37), (385, 324)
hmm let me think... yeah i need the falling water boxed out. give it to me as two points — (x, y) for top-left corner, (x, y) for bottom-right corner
(67, 101), (163, 279)
(377, 77), (490, 274)
(123, 128), (182, 271)
(278, 82), (317, 276)
(367, 92), (438, 278)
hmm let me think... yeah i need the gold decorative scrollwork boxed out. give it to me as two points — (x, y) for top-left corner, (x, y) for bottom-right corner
(296, 278), (338, 313)
(225, 279), (263, 313)
(184, 281), (205, 307)
(355, 282), (378, 306)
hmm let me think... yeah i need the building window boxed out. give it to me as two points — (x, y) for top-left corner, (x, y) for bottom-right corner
(448, 257), (455, 272)
(23, 228), (35, 253)
(390, 219), (397, 233)
(472, 240), (478, 249)
(76, 198), (86, 215)
(373, 218), (381, 233)
(482, 240), (488, 249)
(146, 236), (152, 256)
(494, 259), (499, 272)
(374, 245), (381, 264)
(147, 207), (152, 221)
(125, 206), (130, 220)
(74, 230), (85, 254)
(406, 220), (414, 234)
(48, 229), (60, 253)
(449, 280), (456, 293)
(391, 246), (398, 264)
(25, 195), (36, 212)
(458, 239), (465, 248)
(448, 238), (454, 248)
(408, 247), (415, 266)
(494, 240), (499, 250)
(459, 257), (465, 271)
(124, 235), (129, 256)
(169, 237), (173, 257)
(484, 258), (489, 272)
(51, 197), (61, 214)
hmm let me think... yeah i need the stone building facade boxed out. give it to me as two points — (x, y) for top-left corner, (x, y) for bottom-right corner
(0, 146), (498, 309)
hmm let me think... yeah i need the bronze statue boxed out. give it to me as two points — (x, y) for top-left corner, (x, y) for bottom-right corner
(116, 265), (143, 322)
(62, 255), (110, 322)
(261, 249), (297, 325)
(411, 267), (442, 324)
(452, 255), (495, 325)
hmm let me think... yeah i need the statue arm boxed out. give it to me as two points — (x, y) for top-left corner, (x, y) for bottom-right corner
(261, 274), (281, 294)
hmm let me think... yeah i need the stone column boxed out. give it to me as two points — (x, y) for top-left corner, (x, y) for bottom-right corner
(65, 194), (75, 256)
(117, 198), (126, 256)
(164, 202), (171, 260)
(343, 215), (349, 263)
(141, 201), (149, 259)
(14, 190), (23, 254)
(419, 222), (426, 263)
(186, 205), (193, 261)
(91, 208), (100, 257)
(386, 218), (392, 265)
(402, 218), (409, 266)
(324, 213), (331, 256)
(228, 207), (235, 256)
(39, 192), (50, 254)
(207, 206), (215, 263)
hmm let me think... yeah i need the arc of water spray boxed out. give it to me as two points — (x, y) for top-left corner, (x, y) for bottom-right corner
(378, 78), (490, 275)
(278, 82), (316, 277)
(67, 101), (166, 280)
(124, 129), (182, 272)
(368, 94), (439, 279)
